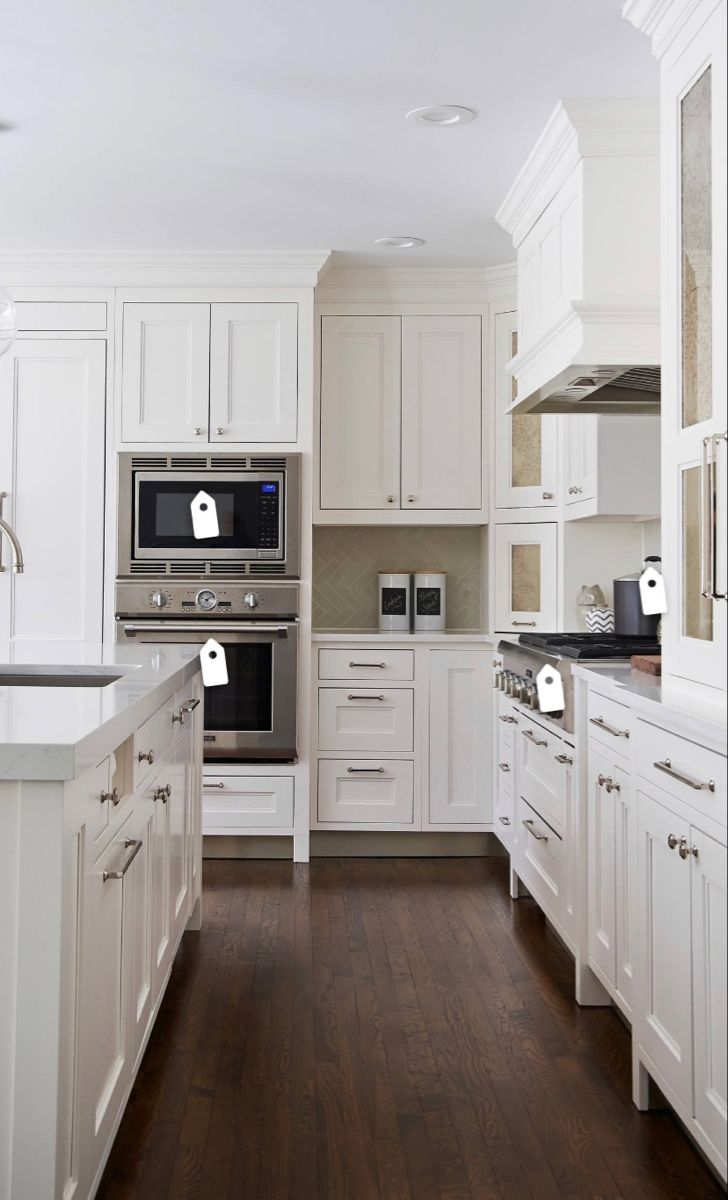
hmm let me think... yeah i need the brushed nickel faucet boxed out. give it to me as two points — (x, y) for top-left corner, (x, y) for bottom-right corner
(0, 492), (24, 573)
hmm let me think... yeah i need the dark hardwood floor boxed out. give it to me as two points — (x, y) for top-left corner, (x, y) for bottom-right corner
(98, 858), (723, 1200)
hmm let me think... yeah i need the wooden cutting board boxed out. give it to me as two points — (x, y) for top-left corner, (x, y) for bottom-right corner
(631, 654), (662, 675)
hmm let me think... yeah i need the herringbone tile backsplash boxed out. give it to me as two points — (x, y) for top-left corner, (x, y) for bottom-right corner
(313, 526), (483, 631)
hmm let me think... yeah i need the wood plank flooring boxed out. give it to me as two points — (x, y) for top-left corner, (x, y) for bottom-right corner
(98, 858), (723, 1200)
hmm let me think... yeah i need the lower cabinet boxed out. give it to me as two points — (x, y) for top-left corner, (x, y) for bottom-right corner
(203, 773), (295, 833)
(428, 650), (490, 824)
(493, 690), (518, 848)
(318, 759), (414, 824)
(587, 745), (634, 1013)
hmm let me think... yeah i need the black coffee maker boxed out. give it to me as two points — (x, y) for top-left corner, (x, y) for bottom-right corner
(613, 556), (662, 637)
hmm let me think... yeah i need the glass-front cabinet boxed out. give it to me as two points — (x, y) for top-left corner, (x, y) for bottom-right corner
(661, 0), (727, 705)
(493, 523), (558, 632)
(493, 311), (559, 509)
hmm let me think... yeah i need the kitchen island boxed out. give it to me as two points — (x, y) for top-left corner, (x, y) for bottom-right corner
(0, 642), (204, 1200)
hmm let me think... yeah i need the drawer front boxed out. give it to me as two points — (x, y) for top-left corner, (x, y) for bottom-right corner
(133, 696), (175, 791)
(318, 688), (414, 752)
(203, 776), (294, 831)
(518, 715), (569, 837)
(318, 760), (414, 824)
(587, 690), (633, 754)
(318, 648), (415, 681)
(15, 300), (108, 331)
(518, 796), (564, 920)
(637, 720), (727, 826)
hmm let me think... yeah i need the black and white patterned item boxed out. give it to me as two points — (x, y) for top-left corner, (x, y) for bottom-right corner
(378, 573), (411, 632)
(414, 572), (447, 632)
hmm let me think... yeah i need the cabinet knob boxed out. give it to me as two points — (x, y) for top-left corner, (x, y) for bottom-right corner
(667, 833), (679, 850)
(138, 749), (155, 764)
(100, 787), (120, 806)
(154, 783), (172, 804)
(194, 427), (205, 436)
(407, 495), (416, 503)
(678, 837), (691, 860)
(542, 491), (554, 500)
(386, 495), (396, 504)
(216, 427), (225, 435)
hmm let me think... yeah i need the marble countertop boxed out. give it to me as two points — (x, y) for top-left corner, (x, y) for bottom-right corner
(312, 629), (496, 645)
(0, 641), (201, 782)
(572, 662), (727, 756)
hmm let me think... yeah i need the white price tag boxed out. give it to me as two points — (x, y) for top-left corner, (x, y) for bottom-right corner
(200, 638), (228, 687)
(639, 566), (667, 616)
(536, 664), (565, 713)
(190, 490), (219, 539)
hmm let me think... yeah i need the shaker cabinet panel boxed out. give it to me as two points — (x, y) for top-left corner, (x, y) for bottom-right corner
(400, 316), (482, 509)
(494, 312), (559, 509)
(493, 523), (558, 632)
(121, 303), (210, 442)
(210, 303), (298, 442)
(320, 316), (401, 509)
(428, 650), (490, 824)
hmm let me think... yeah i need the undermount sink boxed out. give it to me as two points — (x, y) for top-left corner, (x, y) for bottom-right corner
(0, 665), (124, 688)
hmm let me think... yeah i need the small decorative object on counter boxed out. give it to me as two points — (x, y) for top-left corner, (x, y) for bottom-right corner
(378, 572), (411, 632)
(414, 571), (446, 632)
(585, 606), (615, 634)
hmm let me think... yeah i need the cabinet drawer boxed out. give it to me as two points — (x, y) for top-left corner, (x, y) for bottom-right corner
(203, 776), (294, 831)
(318, 760), (414, 824)
(318, 688), (414, 752)
(518, 715), (569, 837)
(636, 721), (727, 825)
(587, 690), (633, 753)
(318, 648), (415, 681)
(518, 796), (564, 920)
(133, 697), (175, 791)
(15, 300), (108, 331)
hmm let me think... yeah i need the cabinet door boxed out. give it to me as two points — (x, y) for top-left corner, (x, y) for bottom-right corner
(124, 795), (156, 1067)
(614, 764), (635, 1011)
(210, 303), (298, 442)
(0, 340), (105, 645)
(563, 415), (598, 504)
(493, 312), (559, 509)
(662, 7), (727, 696)
(121, 303), (210, 442)
(401, 316), (482, 509)
(691, 827), (727, 1159)
(587, 747), (617, 987)
(150, 773), (172, 987)
(168, 726), (191, 948)
(320, 316), (401, 509)
(636, 788), (693, 1107)
(428, 651), (490, 824)
(493, 523), (558, 632)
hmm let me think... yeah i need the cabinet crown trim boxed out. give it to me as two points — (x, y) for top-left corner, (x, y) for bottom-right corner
(622, 0), (716, 57)
(0, 250), (332, 288)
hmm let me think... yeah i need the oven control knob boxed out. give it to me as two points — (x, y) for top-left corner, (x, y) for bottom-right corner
(150, 591), (168, 609)
(195, 589), (218, 611)
(243, 592), (262, 610)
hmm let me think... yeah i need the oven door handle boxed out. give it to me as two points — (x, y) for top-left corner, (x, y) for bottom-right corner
(122, 622), (294, 637)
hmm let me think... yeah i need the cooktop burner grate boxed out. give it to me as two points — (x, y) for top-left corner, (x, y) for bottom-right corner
(518, 633), (661, 660)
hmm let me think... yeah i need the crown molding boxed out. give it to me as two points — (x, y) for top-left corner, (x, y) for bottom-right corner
(495, 98), (660, 246)
(622, 0), (714, 57)
(0, 250), (332, 288)
(315, 263), (517, 305)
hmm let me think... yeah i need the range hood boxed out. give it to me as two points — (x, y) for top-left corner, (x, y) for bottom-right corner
(496, 99), (661, 416)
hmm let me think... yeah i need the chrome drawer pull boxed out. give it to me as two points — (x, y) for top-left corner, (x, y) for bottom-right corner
(667, 833), (679, 850)
(598, 773), (608, 788)
(349, 662), (386, 669)
(499, 816), (511, 826)
(605, 778), (620, 794)
(207, 781), (225, 789)
(499, 763), (511, 772)
(590, 716), (630, 739)
(182, 698), (201, 713)
(522, 729), (548, 747)
(103, 839), (143, 882)
(347, 767), (385, 774)
(522, 818), (548, 843)
(499, 715), (518, 724)
(347, 694), (385, 701)
(554, 753), (573, 765)
(100, 787), (120, 806)
(138, 748), (155, 764)
(172, 711), (184, 724)
(678, 837), (691, 860)
(154, 784), (171, 804)
(512, 620), (537, 627)
(654, 758), (715, 793)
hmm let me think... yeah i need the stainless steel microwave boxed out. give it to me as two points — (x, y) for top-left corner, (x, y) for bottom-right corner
(117, 452), (301, 578)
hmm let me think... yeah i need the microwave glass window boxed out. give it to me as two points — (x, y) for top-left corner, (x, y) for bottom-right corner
(204, 643), (273, 732)
(155, 491), (236, 538)
(136, 477), (280, 551)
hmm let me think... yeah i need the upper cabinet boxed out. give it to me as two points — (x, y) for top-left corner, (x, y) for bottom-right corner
(319, 314), (483, 515)
(626, 0), (727, 712)
(493, 311), (559, 509)
(495, 99), (661, 416)
(120, 301), (298, 444)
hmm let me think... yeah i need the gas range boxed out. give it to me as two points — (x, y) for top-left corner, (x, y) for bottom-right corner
(497, 633), (661, 734)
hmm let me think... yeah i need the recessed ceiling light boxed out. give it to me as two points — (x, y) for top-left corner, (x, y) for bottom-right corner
(406, 105), (476, 127)
(374, 236), (425, 249)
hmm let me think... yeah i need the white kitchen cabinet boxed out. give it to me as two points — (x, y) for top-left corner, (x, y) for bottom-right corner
(0, 339), (106, 646)
(492, 523), (558, 632)
(169, 724), (192, 949)
(494, 311), (559, 510)
(124, 793), (156, 1068)
(562, 413), (660, 519)
(428, 650), (490, 824)
(318, 686), (414, 754)
(121, 301), (299, 444)
(586, 746), (634, 1012)
(121, 303), (210, 442)
(319, 314), (483, 514)
(209, 302), (298, 442)
(320, 315), (401, 509)
(691, 827), (728, 1160)
(563, 415), (597, 506)
(203, 773), (294, 833)
(317, 759), (414, 824)
(401, 316), (482, 510)
(493, 690), (518, 847)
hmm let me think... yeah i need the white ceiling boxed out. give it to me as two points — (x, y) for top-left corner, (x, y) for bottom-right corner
(0, 0), (658, 267)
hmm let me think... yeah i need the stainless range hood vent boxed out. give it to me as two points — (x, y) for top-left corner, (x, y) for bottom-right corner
(542, 364), (661, 413)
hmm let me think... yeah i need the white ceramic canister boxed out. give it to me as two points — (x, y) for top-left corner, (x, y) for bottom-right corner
(413, 571), (447, 632)
(378, 572), (412, 632)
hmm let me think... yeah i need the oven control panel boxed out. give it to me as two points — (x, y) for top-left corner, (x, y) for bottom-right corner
(115, 581), (300, 621)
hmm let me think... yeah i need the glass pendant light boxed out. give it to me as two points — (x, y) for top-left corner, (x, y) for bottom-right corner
(0, 284), (17, 357)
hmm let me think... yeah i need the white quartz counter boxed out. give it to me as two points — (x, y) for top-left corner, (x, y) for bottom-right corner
(572, 663), (727, 756)
(312, 629), (496, 644)
(0, 641), (202, 781)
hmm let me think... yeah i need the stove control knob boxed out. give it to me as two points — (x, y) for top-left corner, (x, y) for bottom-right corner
(243, 592), (262, 610)
(150, 591), (168, 609)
